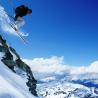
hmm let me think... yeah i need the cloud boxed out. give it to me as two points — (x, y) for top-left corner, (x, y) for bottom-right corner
(70, 61), (98, 74)
(23, 56), (68, 74)
(87, 61), (98, 73)
(23, 56), (98, 74)
(23, 56), (98, 82)
(0, 5), (28, 37)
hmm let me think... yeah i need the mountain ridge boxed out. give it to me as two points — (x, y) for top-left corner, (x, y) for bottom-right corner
(0, 34), (38, 97)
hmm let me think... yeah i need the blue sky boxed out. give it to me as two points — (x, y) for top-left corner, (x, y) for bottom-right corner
(1, 0), (98, 66)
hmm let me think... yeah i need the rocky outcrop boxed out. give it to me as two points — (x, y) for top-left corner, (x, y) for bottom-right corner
(0, 35), (38, 96)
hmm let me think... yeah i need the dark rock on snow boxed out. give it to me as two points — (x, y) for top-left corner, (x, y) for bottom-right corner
(0, 35), (38, 96)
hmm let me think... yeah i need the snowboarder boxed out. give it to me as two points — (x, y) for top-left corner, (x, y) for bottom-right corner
(14, 5), (32, 29)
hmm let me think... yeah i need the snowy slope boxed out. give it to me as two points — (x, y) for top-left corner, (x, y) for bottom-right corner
(0, 34), (38, 97)
(0, 53), (37, 98)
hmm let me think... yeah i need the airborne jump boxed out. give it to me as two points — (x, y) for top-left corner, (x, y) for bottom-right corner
(14, 5), (32, 30)
(9, 5), (32, 44)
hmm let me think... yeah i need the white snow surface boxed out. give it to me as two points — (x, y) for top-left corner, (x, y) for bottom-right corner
(9, 49), (18, 61)
(0, 53), (37, 98)
(37, 79), (98, 98)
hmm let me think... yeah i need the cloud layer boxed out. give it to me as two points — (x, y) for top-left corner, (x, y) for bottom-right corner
(23, 56), (67, 74)
(70, 61), (98, 74)
(23, 56), (98, 80)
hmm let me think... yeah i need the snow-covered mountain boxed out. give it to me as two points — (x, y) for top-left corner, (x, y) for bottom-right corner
(37, 72), (98, 98)
(37, 80), (98, 98)
(0, 35), (38, 98)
